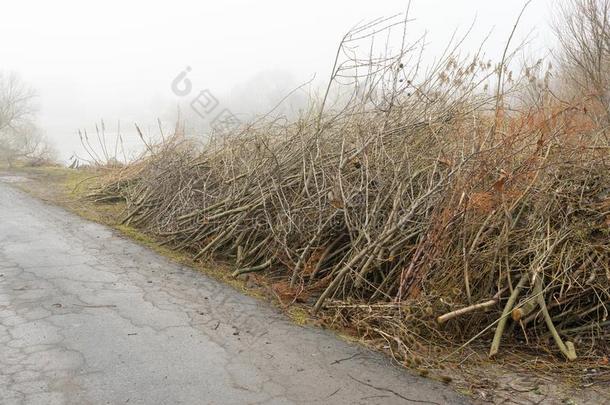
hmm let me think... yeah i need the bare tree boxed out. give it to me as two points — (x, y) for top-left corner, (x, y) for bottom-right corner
(554, 0), (610, 121)
(0, 72), (55, 166)
(0, 72), (36, 133)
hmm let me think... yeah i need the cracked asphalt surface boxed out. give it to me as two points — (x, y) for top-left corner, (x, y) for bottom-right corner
(0, 181), (468, 405)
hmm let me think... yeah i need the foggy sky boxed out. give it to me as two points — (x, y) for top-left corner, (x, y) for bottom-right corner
(1, 0), (554, 161)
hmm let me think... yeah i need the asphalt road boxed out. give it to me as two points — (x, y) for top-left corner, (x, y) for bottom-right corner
(0, 179), (468, 405)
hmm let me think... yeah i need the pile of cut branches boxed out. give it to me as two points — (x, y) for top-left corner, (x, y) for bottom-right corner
(85, 15), (610, 362)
